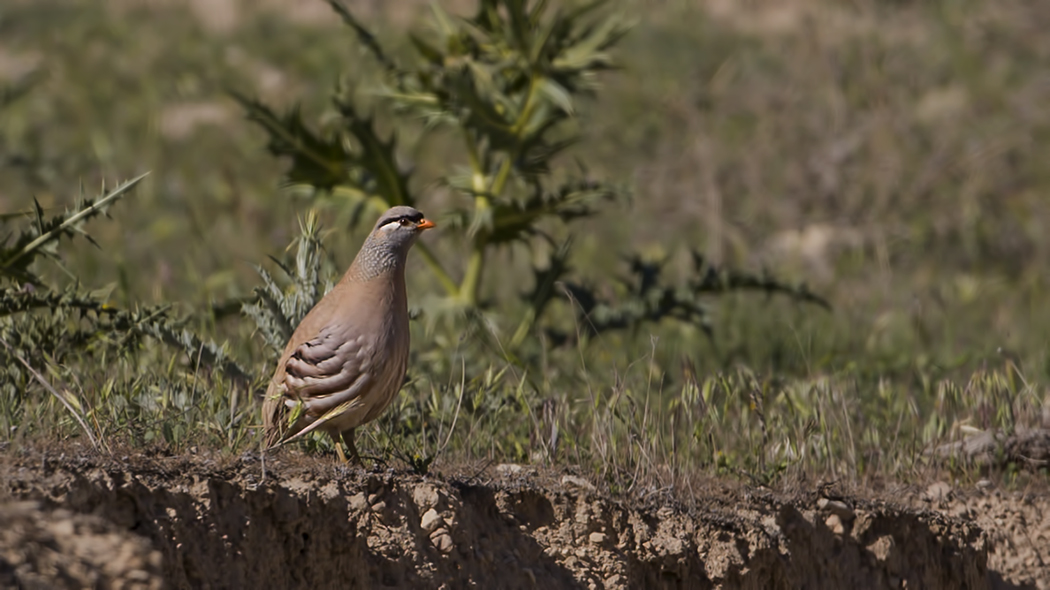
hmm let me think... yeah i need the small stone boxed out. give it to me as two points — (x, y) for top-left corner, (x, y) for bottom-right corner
(825, 513), (846, 535)
(589, 532), (607, 545)
(421, 508), (444, 534)
(431, 528), (454, 553)
(817, 498), (855, 520)
(604, 574), (622, 589)
(371, 501), (387, 513)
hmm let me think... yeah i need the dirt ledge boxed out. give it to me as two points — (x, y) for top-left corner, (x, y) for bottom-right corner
(0, 446), (1033, 589)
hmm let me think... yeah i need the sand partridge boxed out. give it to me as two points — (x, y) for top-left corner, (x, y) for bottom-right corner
(262, 206), (435, 464)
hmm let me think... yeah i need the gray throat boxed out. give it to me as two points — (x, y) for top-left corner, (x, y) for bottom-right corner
(346, 237), (408, 282)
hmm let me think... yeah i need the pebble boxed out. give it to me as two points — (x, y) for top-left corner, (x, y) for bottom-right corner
(825, 513), (847, 535)
(421, 508), (444, 534)
(430, 528), (454, 553)
(817, 498), (855, 521)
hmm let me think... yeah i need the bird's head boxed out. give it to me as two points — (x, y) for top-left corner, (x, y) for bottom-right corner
(370, 206), (436, 253)
(350, 206), (436, 280)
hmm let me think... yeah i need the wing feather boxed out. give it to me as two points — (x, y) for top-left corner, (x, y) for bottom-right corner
(283, 326), (373, 409)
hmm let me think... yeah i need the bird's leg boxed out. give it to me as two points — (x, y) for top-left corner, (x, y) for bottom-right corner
(341, 429), (363, 466)
(330, 431), (349, 463)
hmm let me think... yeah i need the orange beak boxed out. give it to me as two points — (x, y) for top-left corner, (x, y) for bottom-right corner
(417, 219), (436, 230)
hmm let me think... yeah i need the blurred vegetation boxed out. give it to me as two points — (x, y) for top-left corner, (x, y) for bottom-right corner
(0, 0), (1047, 488)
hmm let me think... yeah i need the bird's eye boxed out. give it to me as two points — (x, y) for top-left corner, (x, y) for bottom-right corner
(399, 218), (412, 226)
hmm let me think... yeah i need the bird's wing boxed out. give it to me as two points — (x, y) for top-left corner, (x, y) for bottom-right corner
(283, 324), (374, 405)
(268, 325), (377, 444)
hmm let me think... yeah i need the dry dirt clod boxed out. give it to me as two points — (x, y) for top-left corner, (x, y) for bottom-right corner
(924, 481), (953, 502)
(413, 484), (441, 511)
(348, 492), (368, 512)
(0, 500), (164, 589)
(562, 475), (596, 491)
(589, 532), (607, 545)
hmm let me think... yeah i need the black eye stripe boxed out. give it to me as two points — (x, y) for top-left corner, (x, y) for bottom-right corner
(379, 214), (423, 228)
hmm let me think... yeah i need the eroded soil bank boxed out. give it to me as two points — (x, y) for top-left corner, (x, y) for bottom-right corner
(0, 445), (1044, 589)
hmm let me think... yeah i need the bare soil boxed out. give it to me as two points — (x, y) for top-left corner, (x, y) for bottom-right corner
(0, 444), (1045, 589)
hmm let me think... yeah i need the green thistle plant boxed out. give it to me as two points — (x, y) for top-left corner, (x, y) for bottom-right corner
(235, 0), (824, 357)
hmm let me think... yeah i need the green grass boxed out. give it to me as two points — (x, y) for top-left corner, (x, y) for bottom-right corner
(0, 0), (1047, 489)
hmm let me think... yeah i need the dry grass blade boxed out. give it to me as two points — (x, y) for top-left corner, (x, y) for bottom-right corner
(0, 334), (103, 452)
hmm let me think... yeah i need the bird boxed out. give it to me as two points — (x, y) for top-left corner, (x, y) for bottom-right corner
(262, 205), (435, 464)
